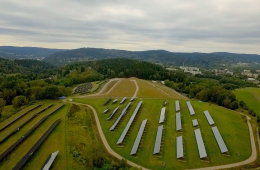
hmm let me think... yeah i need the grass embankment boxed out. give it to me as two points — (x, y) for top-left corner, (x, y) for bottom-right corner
(234, 87), (260, 117)
(0, 104), (38, 125)
(74, 98), (251, 170)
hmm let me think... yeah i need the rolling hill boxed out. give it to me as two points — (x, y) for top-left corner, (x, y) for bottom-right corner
(0, 46), (64, 59)
(43, 47), (260, 67)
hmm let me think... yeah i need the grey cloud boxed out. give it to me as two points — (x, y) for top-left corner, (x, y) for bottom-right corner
(0, 0), (260, 53)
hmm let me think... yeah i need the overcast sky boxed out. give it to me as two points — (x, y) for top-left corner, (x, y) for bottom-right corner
(1, 0), (260, 54)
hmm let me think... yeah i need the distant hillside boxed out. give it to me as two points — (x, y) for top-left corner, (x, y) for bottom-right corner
(43, 48), (260, 67)
(0, 58), (54, 74)
(0, 46), (64, 59)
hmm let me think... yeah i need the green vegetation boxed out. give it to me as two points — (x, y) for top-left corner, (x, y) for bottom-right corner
(234, 88), (260, 117)
(74, 98), (251, 169)
(67, 104), (130, 169)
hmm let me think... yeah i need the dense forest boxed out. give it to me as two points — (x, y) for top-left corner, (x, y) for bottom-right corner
(0, 58), (54, 73)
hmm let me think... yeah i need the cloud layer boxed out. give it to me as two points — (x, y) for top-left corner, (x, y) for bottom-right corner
(1, 0), (260, 54)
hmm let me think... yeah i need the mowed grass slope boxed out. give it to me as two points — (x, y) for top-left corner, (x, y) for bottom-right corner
(135, 79), (186, 99)
(234, 87), (260, 116)
(74, 98), (251, 170)
(0, 104), (69, 170)
(83, 78), (186, 100)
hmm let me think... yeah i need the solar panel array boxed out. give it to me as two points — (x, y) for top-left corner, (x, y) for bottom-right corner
(107, 107), (119, 120)
(176, 136), (184, 159)
(41, 151), (59, 170)
(212, 126), (228, 153)
(110, 102), (131, 131)
(176, 112), (182, 131)
(120, 97), (127, 104)
(103, 108), (109, 113)
(117, 101), (143, 145)
(192, 119), (198, 127)
(113, 99), (117, 104)
(175, 100), (180, 112)
(186, 101), (195, 116)
(153, 125), (163, 154)
(159, 107), (166, 124)
(104, 98), (111, 105)
(130, 119), (147, 155)
(194, 129), (207, 159)
(204, 110), (215, 126)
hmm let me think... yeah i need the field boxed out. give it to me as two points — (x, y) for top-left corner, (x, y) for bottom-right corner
(0, 78), (255, 170)
(73, 78), (252, 170)
(82, 78), (187, 99)
(234, 87), (260, 117)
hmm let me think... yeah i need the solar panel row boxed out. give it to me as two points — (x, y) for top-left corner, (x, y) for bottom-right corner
(204, 110), (215, 126)
(176, 112), (182, 131)
(159, 107), (166, 124)
(176, 136), (184, 159)
(107, 107), (119, 120)
(103, 108), (109, 113)
(41, 151), (59, 170)
(130, 97), (135, 102)
(175, 100), (180, 112)
(104, 98), (111, 105)
(113, 99), (117, 103)
(117, 101), (143, 145)
(212, 126), (228, 153)
(120, 97), (127, 104)
(130, 119), (147, 155)
(187, 101), (195, 116)
(194, 129), (207, 159)
(109, 102), (131, 131)
(192, 119), (199, 127)
(153, 125), (163, 155)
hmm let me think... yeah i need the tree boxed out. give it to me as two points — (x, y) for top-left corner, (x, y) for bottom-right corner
(248, 109), (256, 117)
(229, 101), (238, 110)
(12, 96), (28, 109)
(0, 98), (6, 117)
(165, 80), (170, 86)
(36, 86), (62, 100)
(239, 101), (248, 110)
(118, 72), (124, 78)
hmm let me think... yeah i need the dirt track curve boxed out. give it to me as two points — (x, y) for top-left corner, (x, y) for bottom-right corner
(70, 79), (257, 170)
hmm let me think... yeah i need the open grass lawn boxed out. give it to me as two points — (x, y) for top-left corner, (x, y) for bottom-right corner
(74, 98), (251, 170)
(234, 87), (260, 117)
(135, 79), (186, 99)
(0, 104), (69, 170)
(104, 79), (136, 97)
(100, 79), (119, 94)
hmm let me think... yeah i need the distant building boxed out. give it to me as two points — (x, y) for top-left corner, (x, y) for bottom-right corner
(241, 70), (258, 78)
(166, 68), (178, 71)
(180, 66), (202, 75)
(226, 71), (233, 75)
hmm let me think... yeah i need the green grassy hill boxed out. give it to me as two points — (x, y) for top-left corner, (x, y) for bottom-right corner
(234, 87), (260, 116)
